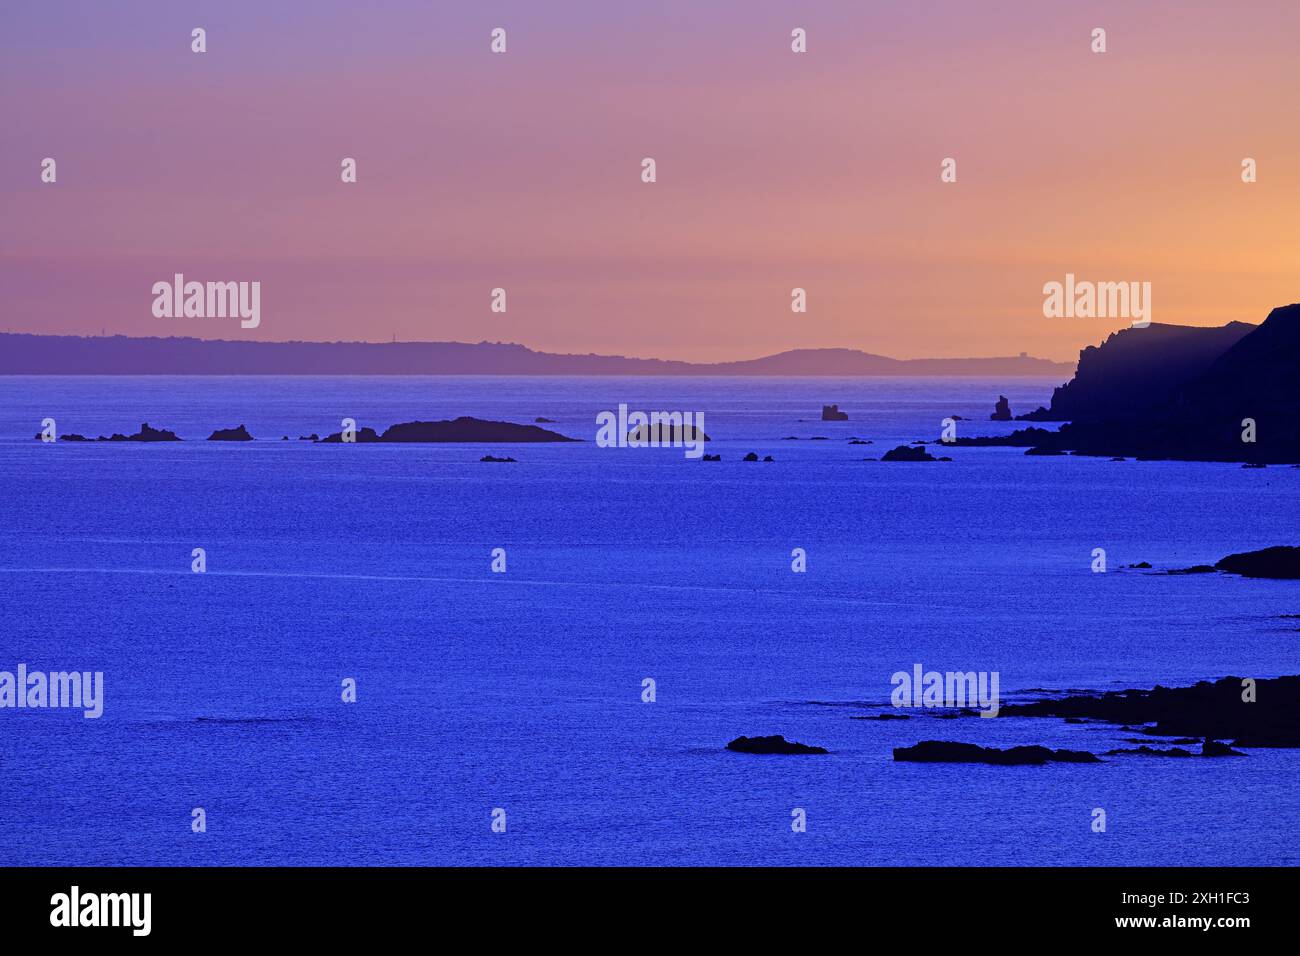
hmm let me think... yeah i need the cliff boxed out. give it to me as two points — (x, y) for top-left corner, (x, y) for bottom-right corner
(1016, 321), (1256, 422)
(960, 305), (1300, 462)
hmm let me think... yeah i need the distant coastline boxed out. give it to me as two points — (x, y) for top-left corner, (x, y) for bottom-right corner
(0, 333), (1073, 377)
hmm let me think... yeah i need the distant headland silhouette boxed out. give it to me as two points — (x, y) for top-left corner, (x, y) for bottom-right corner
(0, 333), (1072, 377)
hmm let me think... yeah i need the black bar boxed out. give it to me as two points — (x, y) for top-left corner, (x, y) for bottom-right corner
(0, 866), (1279, 941)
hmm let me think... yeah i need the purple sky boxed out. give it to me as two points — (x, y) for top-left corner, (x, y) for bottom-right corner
(4, 1), (1299, 361)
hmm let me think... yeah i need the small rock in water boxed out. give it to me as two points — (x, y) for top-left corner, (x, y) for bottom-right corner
(726, 735), (828, 755)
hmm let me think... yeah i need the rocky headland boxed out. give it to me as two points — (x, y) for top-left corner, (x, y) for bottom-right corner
(956, 305), (1300, 462)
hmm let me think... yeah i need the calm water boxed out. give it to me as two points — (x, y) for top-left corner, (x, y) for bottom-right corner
(0, 376), (1296, 866)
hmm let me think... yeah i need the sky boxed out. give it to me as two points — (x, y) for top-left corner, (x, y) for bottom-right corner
(3, 0), (1299, 362)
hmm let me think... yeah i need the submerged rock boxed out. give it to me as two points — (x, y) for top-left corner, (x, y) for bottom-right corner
(726, 735), (828, 755)
(1106, 738), (1245, 758)
(851, 712), (911, 721)
(893, 741), (1099, 765)
(1105, 745), (1195, 757)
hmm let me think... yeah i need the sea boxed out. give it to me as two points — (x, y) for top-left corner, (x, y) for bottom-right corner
(0, 375), (1296, 866)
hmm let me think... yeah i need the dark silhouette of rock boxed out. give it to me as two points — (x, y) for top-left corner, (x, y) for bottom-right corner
(1108, 738), (1244, 757)
(1126, 562), (1153, 569)
(1214, 546), (1300, 579)
(207, 424), (253, 441)
(990, 396), (1012, 421)
(1104, 745), (1195, 757)
(1015, 322), (1255, 422)
(821, 404), (849, 421)
(1025, 446), (1065, 456)
(743, 452), (759, 461)
(318, 426), (381, 443)
(726, 735), (828, 755)
(480, 455), (516, 462)
(881, 445), (937, 462)
(702, 454), (721, 461)
(763, 455), (774, 462)
(994, 675), (1300, 747)
(851, 712), (911, 720)
(959, 306), (1300, 462)
(319, 418), (577, 443)
(1201, 738), (1247, 757)
(1168, 565), (1216, 575)
(626, 423), (710, 443)
(97, 423), (181, 442)
(535, 417), (556, 423)
(893, 741), (1100, 764)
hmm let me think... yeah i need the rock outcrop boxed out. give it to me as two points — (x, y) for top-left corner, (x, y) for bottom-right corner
(821, 404), (849, 421)
(1214, 546), (1300, 579)
(956, 305), (1300, 462)
(319, 417), (577, 443)
(893, 741), (1100, 764)
(1016, 322), (1256, 422)
(208, 424), (253, 441)
(726, 735), (828, 755)
(625, 423), (710, 444)
(91, 423), (182, 442)
(990, 396), (1012, 421)
(881, 445), (937, 462)
(993, 676), (1300, 747)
